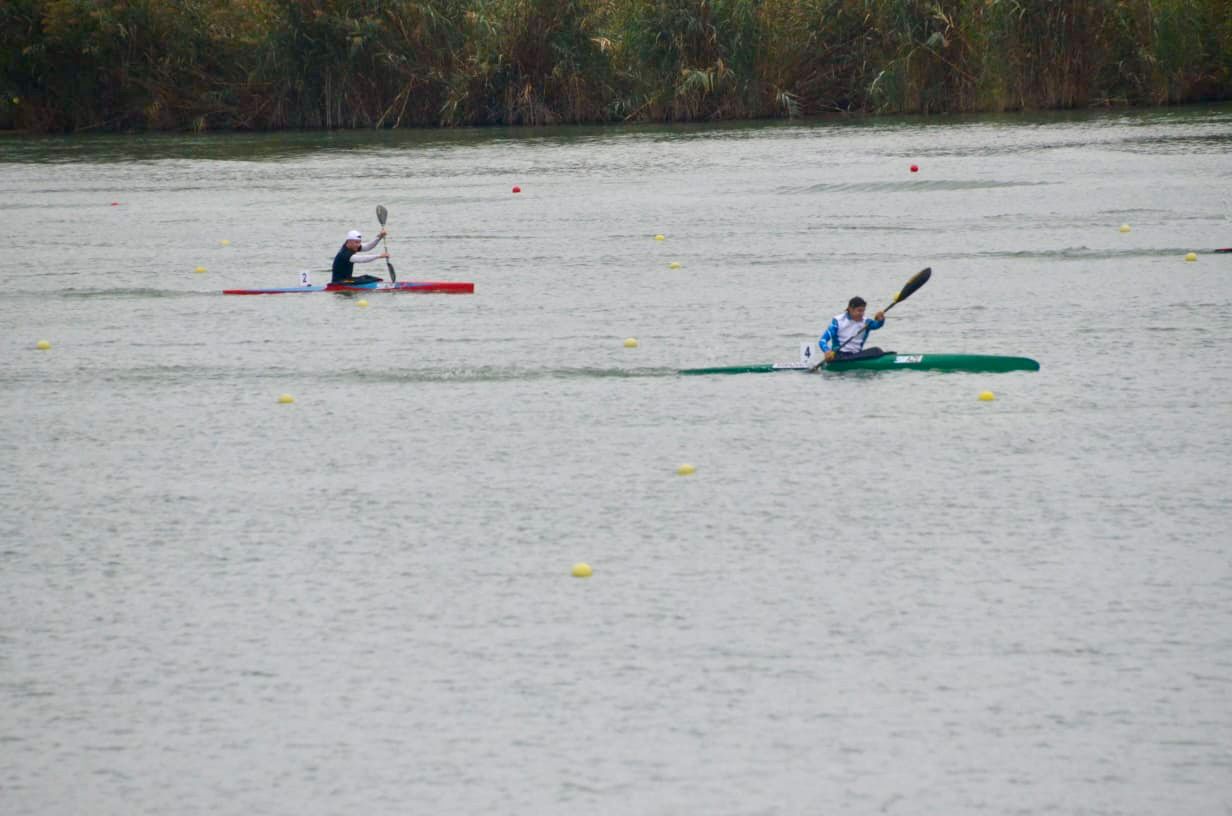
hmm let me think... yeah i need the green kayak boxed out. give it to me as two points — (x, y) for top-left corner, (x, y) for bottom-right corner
(680, 352), (1040, 376)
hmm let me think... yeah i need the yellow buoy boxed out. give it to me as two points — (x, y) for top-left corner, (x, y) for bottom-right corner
(1185, 252), (1197, 262)
(277, 393), (295, 404)
(571, 562), (593, 578)
(978, 391), (995, 402)
(654, 234), (665, 241)
(194, 266), (206, 274)
(623, 337), (638, 348)
(357, 299), (369, 308)
(1119, 224), (1131, 233)
(668, 261), (681, 269)
(10, 97), (19, 105)
(35, 339), (51, 350)
(219, 239), (231, 246)
(676, 463), (696, 476)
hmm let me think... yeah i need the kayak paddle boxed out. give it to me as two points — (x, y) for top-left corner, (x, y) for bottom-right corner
(376, 204), (396, 283)
(831, 266), (932, 357)
(886, 266), (932, 309)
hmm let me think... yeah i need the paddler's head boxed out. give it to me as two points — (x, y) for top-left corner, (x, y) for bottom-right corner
(344, 229), (363, 249)
(846, 296), (867, 321)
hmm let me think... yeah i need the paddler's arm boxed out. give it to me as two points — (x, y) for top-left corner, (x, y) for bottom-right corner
(359, 230), (387, 253)
(349, 252), (389, 264)
(819, 318), (841, 363)
(867, 311), (886, 329)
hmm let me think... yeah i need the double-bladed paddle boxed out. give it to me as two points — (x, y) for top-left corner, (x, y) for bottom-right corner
(816, 266), (932, 365)
(376, 205), (396, 283)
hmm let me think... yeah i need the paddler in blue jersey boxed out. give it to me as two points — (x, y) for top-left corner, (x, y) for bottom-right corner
(820, 296), (886, 361)
(332, 229), (389, 284)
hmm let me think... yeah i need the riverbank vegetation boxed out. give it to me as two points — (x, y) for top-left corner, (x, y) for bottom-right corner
(3, 0), (1230, 132)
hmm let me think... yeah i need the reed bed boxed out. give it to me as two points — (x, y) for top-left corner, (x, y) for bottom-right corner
(2, 0), (1229, 131)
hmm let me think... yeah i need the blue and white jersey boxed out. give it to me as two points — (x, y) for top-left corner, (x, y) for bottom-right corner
(820, 311), (884, 354)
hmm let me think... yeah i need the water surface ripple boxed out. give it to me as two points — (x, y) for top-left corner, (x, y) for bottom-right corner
(2, 105), (1231, 816)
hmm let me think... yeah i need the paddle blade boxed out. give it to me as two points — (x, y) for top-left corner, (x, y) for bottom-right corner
(377, 205), (393, 280)
(889, 267), (931, 308)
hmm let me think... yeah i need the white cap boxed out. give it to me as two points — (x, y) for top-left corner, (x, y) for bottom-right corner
(346, 230), (362, 241)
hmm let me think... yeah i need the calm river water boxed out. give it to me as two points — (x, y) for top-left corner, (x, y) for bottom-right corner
(2, 105), (1231, 815)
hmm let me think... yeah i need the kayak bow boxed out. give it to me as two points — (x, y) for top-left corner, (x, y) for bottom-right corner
(223, 281), (473, 295)
(680, 352), (1040, 375)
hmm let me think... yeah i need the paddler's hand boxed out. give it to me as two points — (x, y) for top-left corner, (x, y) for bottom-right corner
(823, 350), (836, 362)
(874, 310), (885, 322)
(378, 252), (390, 259)
(378, 229), (388, 239)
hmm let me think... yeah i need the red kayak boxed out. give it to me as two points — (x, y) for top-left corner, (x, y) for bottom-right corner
(223, 281), (473, 295)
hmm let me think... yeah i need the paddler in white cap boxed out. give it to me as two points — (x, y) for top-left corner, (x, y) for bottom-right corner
(331, 228), (388, 284)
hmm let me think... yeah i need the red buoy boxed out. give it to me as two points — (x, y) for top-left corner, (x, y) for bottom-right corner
(910, 165), (919, 173)
(512, 186), (521, 194)
(110, 201), (120, 206)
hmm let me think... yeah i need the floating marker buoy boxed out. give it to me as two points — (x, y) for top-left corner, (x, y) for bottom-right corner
(978, 391), (995, 401)
(1119, 224), (1131, 233)
(571, 563), (593, 578)
(676, 463), (696, 476)
(512, 185), (521, 193)
(193, 266), (206, 274)
(668, 261), (681, 269)
(219, 239), (231, 246)
(35, 340), (51, 350)
(357, 299), (369, 308)
(1185, 252), (1197, 262)
(910, 164), (919, 173)
(110, 202), (119, 206)
(623, 337), (638, 348)
(277, 394), (294, 404)
(654, 234), (665, 241)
